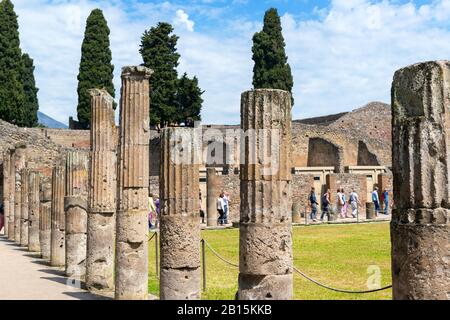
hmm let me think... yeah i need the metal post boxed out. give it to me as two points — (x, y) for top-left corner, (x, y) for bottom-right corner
(201, 239), (206, 292)
(155, 232), (159, 278)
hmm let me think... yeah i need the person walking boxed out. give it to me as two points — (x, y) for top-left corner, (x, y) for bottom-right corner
(382, 189), (389, 215)
(148, 193), (157, 229)
(341, 188), (352, 218)
(372, 187), (381, 217)
(217, 193), (225, 225)
(320, 189), (331, 222)
(0, 203), (4, 234)
(349, 188), (361, 218)
(199, 190), (205, 224)
(154, 195), (160, 228)
(309, 187), (319, 222)
(223, 191), (230, 225)
(336, 189), (345, 219)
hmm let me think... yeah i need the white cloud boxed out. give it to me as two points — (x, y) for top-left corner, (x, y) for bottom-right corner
(173, 9), (195, 32)
(10, 0), (450, 125)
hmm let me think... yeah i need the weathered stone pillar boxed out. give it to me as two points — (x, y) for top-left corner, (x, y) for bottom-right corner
(14, 144), (26, 243)
(7, 149), (15, 240)
(206, 167), (218, 226)
(115, 66), (152, 300)
(3, 151), (11, 237)
(366, 202), (376, 220)
(20, 168), (29, 247)
(292, 201), (302, 223)
(39, 177), (52, 259)
(28, 171), (41, 252)
(160, 128), (201, 300)
(50, 162), (66, 267)
(238, 89), (293, 300)
(65, 151), (89, 277)
(86, 89), (117, 292)
(391, 61), (450, 300)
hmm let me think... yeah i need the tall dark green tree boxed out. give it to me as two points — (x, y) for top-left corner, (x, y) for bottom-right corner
(21, 53), (39, 127)
(76, 8), (115, 129)
(0, 0), (26, 126)
(140, 22), (180, 127)
(252, 8), (294, 104)
(176, 73), (203, 126)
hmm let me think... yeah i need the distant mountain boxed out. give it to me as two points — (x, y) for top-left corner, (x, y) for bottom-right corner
(37, 111), (68, 129)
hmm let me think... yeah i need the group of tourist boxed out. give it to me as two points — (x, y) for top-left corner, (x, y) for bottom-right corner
(308, 186), (391, 222)
(198, 190), (231, 225)
(216, 192), (230, 225)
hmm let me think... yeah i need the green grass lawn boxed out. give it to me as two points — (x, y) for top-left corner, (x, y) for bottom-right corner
(148, 222), (392, 300)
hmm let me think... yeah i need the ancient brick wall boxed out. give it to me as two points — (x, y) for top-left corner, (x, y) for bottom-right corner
(327, 173), (368, 213)
(30, 128), (90, 149)
(291, 174), (315, 216)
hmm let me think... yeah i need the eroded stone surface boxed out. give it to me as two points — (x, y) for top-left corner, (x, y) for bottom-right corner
(39, 176), (52, 259)
(3, 151), (11, 237)
(86, 89), (117, 292)
(115, 66), (152, 300)
(159, 127), (201, 300)
(391, 60), (450, 300)
(20, 168), (29, 247)
(65, 151), (89, 277)
(28, 171), (41, 252)
(206, 167), (218, 226)
(50, 163), (66, 267)
(238, 89), (293, 300)
(13, 145), (27, 243)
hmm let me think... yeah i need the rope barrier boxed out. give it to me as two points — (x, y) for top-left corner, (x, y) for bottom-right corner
(202, 239), (239, 268)
(147, 232), (157, 242)
(201, 239), (392, 294)
(293, 267), (392, 294)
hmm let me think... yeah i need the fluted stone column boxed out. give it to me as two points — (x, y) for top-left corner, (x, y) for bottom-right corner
(39, 177), (52, 259)
(7, 149), (15, 240)
(206, 167), (218, 227)
(28, 171), (41, 252)
(160, 128), (201, 300)
(20, 168), (29, 247)
(50, 163), (66, 267)
(115, 66), (152, 300)
(391, 61), (450, 300)
(86, 89), (117, 292)
(14, 145), (27, 243)
(238, 89), (293, 300)
(3, 151), (11, 237)
(65, 151), (89, 277)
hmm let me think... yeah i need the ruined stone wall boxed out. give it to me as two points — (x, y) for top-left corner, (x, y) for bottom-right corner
(327, 173), (368, 213)
(0, 120), (67, 171)
(291, 174), (315, 215)
(30, 128), (90, 149)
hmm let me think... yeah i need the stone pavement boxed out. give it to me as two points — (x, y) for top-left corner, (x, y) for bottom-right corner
(0, 235), (107, 300)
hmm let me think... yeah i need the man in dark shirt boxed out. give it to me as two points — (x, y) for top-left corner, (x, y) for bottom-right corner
(309, 187), (319, 222)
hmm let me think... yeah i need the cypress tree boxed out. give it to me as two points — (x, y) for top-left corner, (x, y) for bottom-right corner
(21, 53), (39, 127)
(252, 8), (294, 103)
(176, 73), (203, 126)
(76, 8), (115, 129)
(0, 0), (26, 126)
(140, 22), (180, 127)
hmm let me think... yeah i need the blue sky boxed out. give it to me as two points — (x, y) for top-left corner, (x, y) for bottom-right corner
(12, 0), (450, 125)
